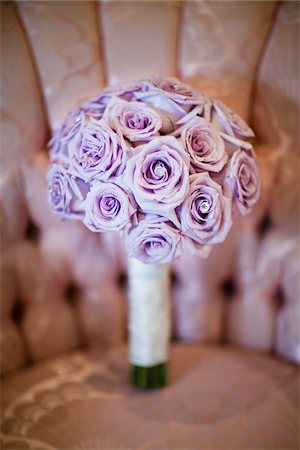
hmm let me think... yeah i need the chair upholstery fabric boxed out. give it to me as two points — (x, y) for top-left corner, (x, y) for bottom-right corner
(1, 344), (299, 450)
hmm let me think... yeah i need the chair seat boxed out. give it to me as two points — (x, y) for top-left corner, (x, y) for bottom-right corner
(1, 344), (299, 449)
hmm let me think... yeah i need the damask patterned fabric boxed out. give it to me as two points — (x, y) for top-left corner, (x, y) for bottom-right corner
(1, 1), (299, 448)
(1, 345), (299, 449)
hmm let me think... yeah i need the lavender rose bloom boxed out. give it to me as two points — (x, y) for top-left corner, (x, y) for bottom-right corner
(224, 149), (260, 215)
(213, 100), (255, 138)
(133, 77), (206, 124)
(47, 164), (87, 219)
(69, 118), (126, 182)
(143, 77), (205, 105)
(124, 136), (190, 219)
(84, 81), (144, 112)
(49, 109), (85, 163)
(105, 98), (162, 142)
(126, 219), (181, 264)
(79, 83), (144, 121)
(181, 117), (227, 172)
(180, 173), (232, 252)
(83, 180), (137, 232)
(46, 77), (259, 264)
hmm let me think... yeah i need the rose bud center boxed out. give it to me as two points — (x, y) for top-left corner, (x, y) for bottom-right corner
(147, 160), (169, 183)
(240, 164), (251, 186)
(191, 133), (209, 156)
(80, 134), (105, 168)
(193, 194), (212, 222)
(199, 199), (210, 214)
(99, 194), (120, 217)
(145, 237), (165, 256)
(127, 112), (149, 129)
(81, 153), (99, 168)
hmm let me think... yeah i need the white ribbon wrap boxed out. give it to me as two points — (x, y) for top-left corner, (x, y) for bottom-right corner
(128, 258), (170, 367)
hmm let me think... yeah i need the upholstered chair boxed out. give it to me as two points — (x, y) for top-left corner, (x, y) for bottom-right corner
(1, 2), (299, 448)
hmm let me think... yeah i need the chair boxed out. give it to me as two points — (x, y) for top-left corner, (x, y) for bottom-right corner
(1, 1), (299, 448)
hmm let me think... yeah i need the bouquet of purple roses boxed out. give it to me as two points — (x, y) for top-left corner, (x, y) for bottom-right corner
(47, 77), (260, 388)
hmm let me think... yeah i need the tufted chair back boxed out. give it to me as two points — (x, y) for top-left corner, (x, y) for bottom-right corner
(1, 0), (299, 376)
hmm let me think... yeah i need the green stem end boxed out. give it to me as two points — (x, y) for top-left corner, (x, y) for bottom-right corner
(132, 363), (167, 389)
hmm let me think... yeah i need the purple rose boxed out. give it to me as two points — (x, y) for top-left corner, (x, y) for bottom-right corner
(49, 109), (85, 162)
(133, 77), (208, 130)
(79, 104), (104, 120)
(82, 82), (144, 114)
(124, 136), (190, 220)
(126, 218), (181, 264)
(47, 164), (87, 219)
(46, 77), (260, 265)
(143, 77), (205, 105)
(180, 117), (227, 172)
(132, 80), (190, 119)
(180, 173), (232, 251)
(224, 149), (260, 215)
(68, 118), (126, 182)
(83, 180), (137, 232)
(213, 100), (255, 138)
(105, 98), (162, 142)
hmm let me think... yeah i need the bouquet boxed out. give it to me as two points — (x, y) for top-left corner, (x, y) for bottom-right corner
(47, 77), (260, 388)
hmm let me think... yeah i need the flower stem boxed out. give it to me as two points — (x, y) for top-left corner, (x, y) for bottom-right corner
(128, 259), (170, 389)
(132, 363), (167, 389)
